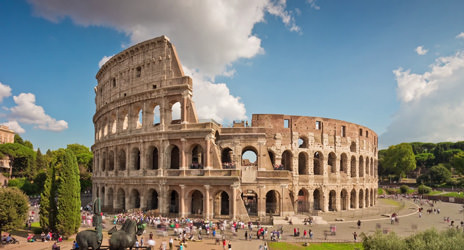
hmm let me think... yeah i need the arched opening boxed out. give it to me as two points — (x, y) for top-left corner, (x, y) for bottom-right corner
(136, 109), (143, 129)
(118, 149), (126, 171)
(131, 147), (141, 170)
(103, 123), (108, 137)
(350, 156), (356, 177)
(242, 147), (258, 167)
(117, 188), (125, 211)
(107, 188), (114, 210)
(214, 191), (230, 216)
(242, 190), (258, 216)
(129, 189), (141, 209)
(111, 119), (116, 134)
(147, 189), (158, 210)
(153, 105), (160, 126)
(350, 189), (356, 209)
(100, 187), (105, 207)
(366, 157), (370, 176)
(297, 189), (309, 213)
(313, 189), (321, 210)
(340, 153), (348, 174)
(268, 150), (275, 166)
(191, 190), (204, 215)
(169, 190), (179, 214)
(221, 148), (234, 169)
(101, 151), (107, 171)
(282, 150), (293, 171)
(298, 136), (308, 148)
(359, 156), (364, 177)
(191, 145), (204, 169)
(371, 189), (375, 206)
(350, 142), (356, 153)
(265, 190), (280, 215)
(170, 146), (180, 169)
(365, 188), (369, 207)
(328, 190), (336, 211)
(298, 152), (308, 175)
(109, 150), (115, 171)
(314, 152), (323, 175)
(328, 152), (336, 173)
(150, 147), (159, 170)
(359, 189), (364, 208)
(341, 189), (348, 210)
(171, 102), (181, 124)
(371, 159), (374, 177)
(123, 114), (128, 130)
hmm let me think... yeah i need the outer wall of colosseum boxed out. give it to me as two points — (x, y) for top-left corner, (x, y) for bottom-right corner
(91, 36), (378, 221)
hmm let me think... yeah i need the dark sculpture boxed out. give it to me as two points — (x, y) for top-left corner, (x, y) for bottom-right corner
(108, 219), (141, 250)
(76, 198), (103, 250)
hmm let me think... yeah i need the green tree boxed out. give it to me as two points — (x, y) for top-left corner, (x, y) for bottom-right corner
(451, 151), (464, 174)
(0, 143), (36, 179)
(36, 148), (47, 171)
(40, 164), (57, 231)
(0, 187), (29, 236)
(415, 153), (435, 169)
(381, 143), (416, 179)
(429, 165), (452, 184)
(55, 149), (81, 236)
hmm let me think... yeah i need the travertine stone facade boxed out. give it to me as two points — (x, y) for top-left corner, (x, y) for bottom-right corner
(0, 125), (15, 187)
(92, 36), (378, 220)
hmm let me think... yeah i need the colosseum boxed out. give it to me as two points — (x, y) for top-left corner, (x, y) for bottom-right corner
(91, 36), (378, 221)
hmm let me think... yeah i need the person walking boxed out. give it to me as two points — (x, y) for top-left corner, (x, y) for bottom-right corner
(353, 231), (358, 242)
(357, 220), (361, 229)
(244, 230), (248, 240)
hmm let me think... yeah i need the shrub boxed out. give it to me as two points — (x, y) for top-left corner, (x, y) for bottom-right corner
(418, 184), (431, 194)
(378, 188), (385, 195)
(400, 185), (409, 194)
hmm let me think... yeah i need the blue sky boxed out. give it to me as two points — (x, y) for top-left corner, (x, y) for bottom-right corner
(1, 0), (464, 151)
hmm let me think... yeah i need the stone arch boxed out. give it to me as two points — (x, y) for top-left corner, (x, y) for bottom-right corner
(111, 118), (117, 134)
(169, 190), (179, 214)
(328, 152), (336, 173)
(131, 147), (141, 170)
(109, 150), (115, 171)
(129, 189), (141, 209)
(118, 149), (126, 171)
(341, 189), (348, 210)
(107, 187), (114, 209)
(147, 189), (159, 210)
(170, 102), (181, 124)
(350, 141), (357, 153)
(136, 108), (143, 129)
(282, 150), (293, 171)
(314, 151), (323, 175)
(241, 146), (258, 166)
(350, 189), (356, 209)
(298, 152), (308, 175)
(313, 189), (322, 211)
(358, 189), (364, 208)
(371, 158), (374, 177)
(328, 190), (337, 211)
(101, 151), (107, 171)
(350, 156), (356, 177)
(242, 190), (258, 216)
(168, 145), (180, 169)
(122, 114), (129, 130)
(365, 188), (369, 207)
(265, 190), (280, 215)
(190, 190), (204, 215)
(340, 153), (348, 174)
(297, 188), (310, 213)
(366, 157), (370, 176)
(268, 150), (276, 166)
(103, 122), (108, 137)
(149, 146), (159, 170)
(190, 144), (204, 169)
(116, 188), (126, 211)
(100, 186), (105, 207)
(370, 188), (374, 206)
(359, 156), (364, 177)
(214, 190), (230, 216)
(298, 136), (309, 148)
(221, 148), (234, 168)
(153, 105), (161, 125)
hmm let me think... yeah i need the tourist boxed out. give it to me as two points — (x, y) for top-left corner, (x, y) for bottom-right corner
(353, 231), (358, 242)
(72, 241), (79, 249)
(169, 237), (173, 250)
(309, 229), (313, 240)
(245, 230), (248, 240)
(147, 235), (155, 249)
(52, 242), (59, 250)
(140, 236), (144, 247)
(223, 238), (227, 249)
(228, 240), (232, 250)
(357, 220), (361, 229)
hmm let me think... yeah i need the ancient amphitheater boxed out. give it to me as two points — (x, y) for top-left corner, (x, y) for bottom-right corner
(92, 36), (378, 220)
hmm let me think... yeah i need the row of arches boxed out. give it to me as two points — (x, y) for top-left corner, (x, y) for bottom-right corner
(96, 101), (182, 141)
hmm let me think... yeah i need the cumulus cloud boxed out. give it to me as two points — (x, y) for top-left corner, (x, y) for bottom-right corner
(307, 0), (320, 10)
(381, 51), (464, 146)
(1, 120), (25, 134)
(415, 45), (428, 55)
(98, 55), (113, 68)
(457, 32), (464, 39)
(0, 82), (12, 103)
(9, 93), (68, 131)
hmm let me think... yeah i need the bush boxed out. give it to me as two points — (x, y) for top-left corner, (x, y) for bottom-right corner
(400, 185), (409, 194)
(385, 188), (399, 194)
(378, 188), (385, 195)
(418, 184), (431, 194)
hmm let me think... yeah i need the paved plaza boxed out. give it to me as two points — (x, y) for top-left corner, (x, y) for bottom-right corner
(3, 198), (464, 250)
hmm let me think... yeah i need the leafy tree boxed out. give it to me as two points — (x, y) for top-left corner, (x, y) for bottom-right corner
(380, 143), (416, 179)
(418, 164), (452, 186)
(36, 148), (48, 171)
(415, 153), (435, 169)
(417, 184), (431, 194)
(451, 151), (464, 174)
(66, 144), (93, 172)
(362, 231), (407, 249)
(40, 164), (57, 231)
(400, 185), (409, 194)
(0, 143), (36, 179)
(410, 142), (436, 154)
(55, 149), (81, 236)
(0, 187), (29, 236)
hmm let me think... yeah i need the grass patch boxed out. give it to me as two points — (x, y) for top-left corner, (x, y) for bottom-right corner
(428, 190), (443, 195)
(442, 192), (464, 198)
(269, 242), (363, 250)
(381, 199), (402, 207)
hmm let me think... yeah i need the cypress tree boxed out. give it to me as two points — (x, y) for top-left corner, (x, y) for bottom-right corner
(40, 163), (56, 231)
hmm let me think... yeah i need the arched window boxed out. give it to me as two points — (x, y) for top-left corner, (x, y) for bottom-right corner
(136, 109), (143, 129)
(221, 148), (234, 169)
(298, 152), (308, 175)
(359, 156), (364, 177)
(150, 147), (159, 170)
(191, 145), (204, 169)
(328, 152), (336, 173)
(350, 142), (357, 153)
(109, 150), (115, 171)
(153, 105), (160, 125)
(131, 147), (141, 170)
(242, 147), (258, 167)
(170, 146), (180, 169)
(350, 156), (356, 177)
(123, 114), (128, 130)
(314, 152), (323, 175)
(281, 150), (293, 171)
(171, 102), (181, 124)
(340, 153), (348, 174)
(118, 150), (126, 170)
(298, 136), (308, 148)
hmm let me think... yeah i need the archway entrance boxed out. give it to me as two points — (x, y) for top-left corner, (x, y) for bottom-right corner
(350, 189), (356, 209)
(242, 190), (258, 216)
(147, 189), (159, 210)
(359, 189), (364, 208)
(129, 189), (141, 209)
(341, 189), (348, 210)
(328, 190), (336, 211)
(214, 191), (230, 216)
(169, 190), (179, 214)
(117, 188), (125, 211)
(297, 189), (310, 213)
(191, 190), (204, 215)
(266, 190), (280, 215)
(313, 189), (321, 211)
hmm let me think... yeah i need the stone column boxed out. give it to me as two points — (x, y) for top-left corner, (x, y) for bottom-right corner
(180, 185), (186, 217)
(354, 189), (359, 209)
(280, 184), (288, 216)
(205, 135), (211, 169)
(180, 138), (187, 170)
(204, 185), (211, 219)
(322, 189), (329, 212)
(335, 189), (341, 211)
(231, 184), (238, 219)
(257, 185), (266, 218)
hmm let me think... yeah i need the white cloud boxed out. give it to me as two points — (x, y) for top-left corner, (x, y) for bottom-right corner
(1, 120), (25, 134)
(0, 82), (12, 103)
(415, 45), (428, 55)
(9, 93), (68, 131)
(457, 32), (464, 39)
(381, 50), (464, 146)
(28, 0), (299, 78)
(184, 67), (247, 123)
(98, 55), (113, 68)
(307, 0), (320, 10)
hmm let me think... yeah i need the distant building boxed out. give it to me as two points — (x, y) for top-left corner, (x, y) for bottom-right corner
(0, 125), (15, 187)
